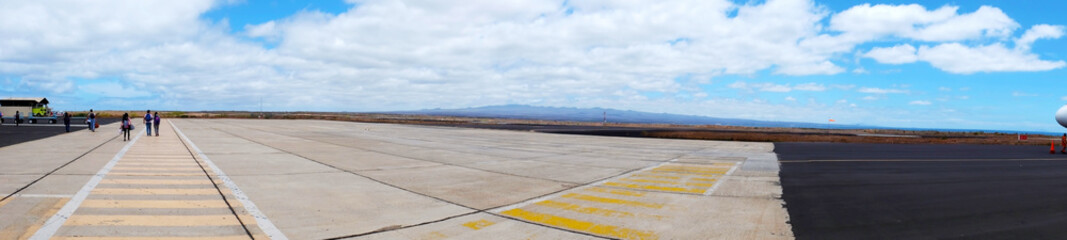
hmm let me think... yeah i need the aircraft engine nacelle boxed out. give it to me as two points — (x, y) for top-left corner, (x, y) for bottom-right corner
(1058, 104), (1067, 128)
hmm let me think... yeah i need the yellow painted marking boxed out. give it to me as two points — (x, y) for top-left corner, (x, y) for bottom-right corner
(423, 231), (448, 240)
(690, 177), (718, 182)
(110, 167), (202, 171)
(117, 162), (197, 166)
(604, 182), (703, 194)
(561, 193), (663, 209)
(100, 179), (214, 185)
(14, 197), (69, 239)
(585, 187), (646, 197)
(619, 178), (679, 185)
(685, 182), (715, 188)
(536, 200), (635, 218)
(629, 174), (680, 180)
(51, 236), (249, 240)
(650, 167), (729, 175)
(462, 219), (496, 230)
(65, 215), (241, 226)
(91, 188), (217, 195)
(501, 208), (658, 240)
(80, 200), (228, 209)
(107, 172), (206, 176)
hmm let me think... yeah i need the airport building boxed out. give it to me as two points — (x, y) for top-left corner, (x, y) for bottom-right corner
(0, 98), (49, 117)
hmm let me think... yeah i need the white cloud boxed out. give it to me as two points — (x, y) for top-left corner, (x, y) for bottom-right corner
(830, 4), (1017, 42)
(730, 81), (826, 93)
(862, 95), (882, 101)
(793, 83), (827, 92)
(858, 87), (909, 94)
(1062, 96), (1067, 101)
(785, 96), (796, 101)
(917, 43), (1066, 74)
(938, 87), (952, 92)
(0, 0), (1063, 115)
(909, 100), (932, 105)
(1016, 24), (1065, 51)
(865, 44), (918, 64)
(79, 82), (151, 98)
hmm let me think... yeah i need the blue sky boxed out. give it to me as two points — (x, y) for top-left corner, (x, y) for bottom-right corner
(0, 0), (1065, 132)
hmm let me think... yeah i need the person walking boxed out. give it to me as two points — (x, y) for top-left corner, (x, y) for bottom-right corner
(14, 111), (20, 127)
(88, 109), (96, 132)
(121, 113), (131, 141)
(153, 112), (161, 136)
(63, 112), (71, 132)
(1, 111), (4, 126)
(1061, 134), (1066, 154)
(144, 110), (153, 136)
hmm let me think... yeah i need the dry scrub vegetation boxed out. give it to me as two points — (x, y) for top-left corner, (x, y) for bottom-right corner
(74, 111), (1052, 146)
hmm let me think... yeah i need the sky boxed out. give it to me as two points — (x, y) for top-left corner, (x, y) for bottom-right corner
(0, 0), (1065, 132)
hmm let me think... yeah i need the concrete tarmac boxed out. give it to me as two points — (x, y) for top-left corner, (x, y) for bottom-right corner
(777, 142), (1067, 240)
(0, 119), (790, 239)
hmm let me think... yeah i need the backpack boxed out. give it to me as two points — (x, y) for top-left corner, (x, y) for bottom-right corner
(122, 120), (130, 130)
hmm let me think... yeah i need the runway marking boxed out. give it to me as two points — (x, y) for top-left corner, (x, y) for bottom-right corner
(629, 174), (681, 180)
(685, 182), (715, 188)
(461, 219), (495, 230)
(99, 179), (215, 185)
(51, 236), (251, 240)
(171, 120), (287, 240)
(535, 200), (637, 218)
(106, 172), (207, 176)
(79, 200), (230, 209)
(603, 182), (703, 194)
(500, 208), (658, 240)
(561, 193), (663, 209)
(704, 163), (739, 196)
(90, 188), (217, 195)
(65, 215), (241, 226)
(690, 177), (718, 182)
(30, 128), (145, 240)
(618, 178), (679, 185)
(584, 187), (646, 197)
(110, 167), (204, 171)
(20, 197), (70, 240)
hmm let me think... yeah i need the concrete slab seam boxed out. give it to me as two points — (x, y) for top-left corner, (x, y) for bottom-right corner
(171, 121), (288, 240)
(29, 128), (145, 240)
(215, 122), (582, 185)
(1, 133), (119, 203)
(703, 162), (739, 196)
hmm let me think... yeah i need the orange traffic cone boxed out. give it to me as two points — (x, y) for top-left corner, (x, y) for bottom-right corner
(1052, 141), (1057, 154)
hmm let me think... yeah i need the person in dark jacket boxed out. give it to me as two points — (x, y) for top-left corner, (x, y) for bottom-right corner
(14, 111), (20, 127)
(153, 112), (161, 136)
(121, 113), (131, 141)
(63, 112), (71, 132)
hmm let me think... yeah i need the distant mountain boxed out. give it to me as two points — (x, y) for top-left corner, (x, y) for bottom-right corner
(392, 105), (868, 129)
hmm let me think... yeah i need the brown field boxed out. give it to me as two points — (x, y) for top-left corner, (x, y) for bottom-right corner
(67, 111), (1057, 146)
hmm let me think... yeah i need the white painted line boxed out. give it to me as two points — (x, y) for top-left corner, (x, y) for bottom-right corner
(170, 120), (289, 240)
(30, 128), (145, 240)
(488, 159), (678, 214)
(704, 162), (739, 196)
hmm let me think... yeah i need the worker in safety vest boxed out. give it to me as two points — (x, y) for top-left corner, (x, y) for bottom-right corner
(1061, 134), (1066, 154)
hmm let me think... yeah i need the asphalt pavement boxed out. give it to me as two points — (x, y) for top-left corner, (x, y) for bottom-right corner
(776, 142), (1067, 240)
(0, 119), (119, 148)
